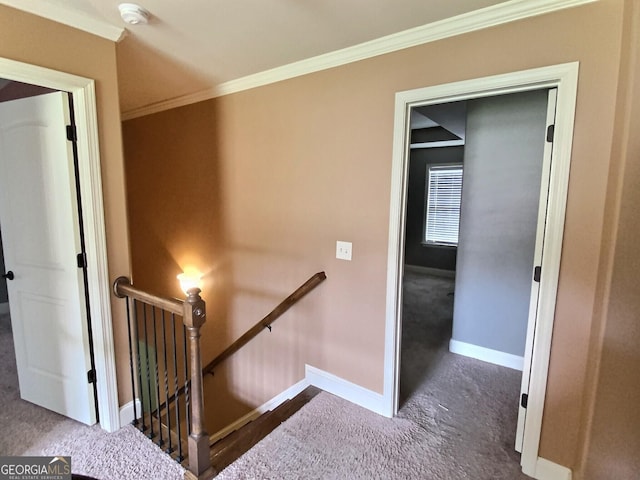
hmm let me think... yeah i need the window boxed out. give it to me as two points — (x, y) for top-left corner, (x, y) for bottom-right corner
(424, 165), (463, 246)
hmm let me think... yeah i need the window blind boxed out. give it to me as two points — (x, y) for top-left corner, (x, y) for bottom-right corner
(425, 165), (463, 245)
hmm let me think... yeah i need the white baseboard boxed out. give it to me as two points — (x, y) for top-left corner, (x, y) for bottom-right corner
(209, 378), (310, 444)
(119, 398), (142, 428)
(534, 457), (572, 480)
(210, 365), (390, 443)
(0, 302), (9, 315)
(305, 364), (389, 417)
(404, 264), (456, 278)
(449, 339), (524, 371)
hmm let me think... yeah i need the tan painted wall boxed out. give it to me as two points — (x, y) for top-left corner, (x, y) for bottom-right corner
(580, 1), (640, 478)
(122, 0), (631, 474)
(0, 6), (133, 403)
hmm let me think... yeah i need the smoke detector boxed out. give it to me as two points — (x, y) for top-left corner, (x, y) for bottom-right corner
(118, 3), (150, 25)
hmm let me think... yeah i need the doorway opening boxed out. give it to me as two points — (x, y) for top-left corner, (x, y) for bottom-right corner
(400, 87), (552, 475)
(0, 57), (119, 432)
(384, 63), (579, 477)
(0, 82), (99, 424)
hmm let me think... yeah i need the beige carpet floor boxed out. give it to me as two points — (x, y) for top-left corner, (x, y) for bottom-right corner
(217, 271), (531, 479)
(0, 312), (184, 480)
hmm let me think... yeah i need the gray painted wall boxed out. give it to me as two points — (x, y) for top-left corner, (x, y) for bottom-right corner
(452, 89), (548, 357)
(0, 227), (7, 303)
(404, 146), (463, 271)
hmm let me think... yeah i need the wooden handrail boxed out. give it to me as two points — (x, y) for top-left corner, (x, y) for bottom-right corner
(203, 271), (327, 375)
(156, 271), (327, 416)
(113, 276), (183, 315)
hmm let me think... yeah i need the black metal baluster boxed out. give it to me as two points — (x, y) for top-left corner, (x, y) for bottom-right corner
(152, 306), (164, 447)
(132, 299), (146, 432)
(161, 310), (173, 454)
(142, 304), (155, 439)
(172, 313), (184, 462)
(183, 324), (191, 436)
(125, 296), (138, 426)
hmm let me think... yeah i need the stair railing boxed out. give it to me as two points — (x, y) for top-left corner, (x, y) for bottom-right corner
(203, 271), (326, 375)
(113, 270), (327, 478)
(157, 272), (327, 414)
(113, 277), (212, 479)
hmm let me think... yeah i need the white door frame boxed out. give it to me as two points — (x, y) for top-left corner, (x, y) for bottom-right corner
(515, 88), (558, 453)
(383, 62), (579, 476)
(0, 57), (119, 432)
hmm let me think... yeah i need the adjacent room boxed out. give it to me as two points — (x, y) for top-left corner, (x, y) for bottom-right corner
(400, 89), (552, 471)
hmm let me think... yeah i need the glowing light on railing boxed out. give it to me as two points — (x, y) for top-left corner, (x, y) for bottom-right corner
(177, 267), (202, 295)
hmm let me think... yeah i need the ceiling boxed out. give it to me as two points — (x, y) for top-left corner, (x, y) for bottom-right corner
(410, 102), (467, 148)
(2, 0), (513, 113)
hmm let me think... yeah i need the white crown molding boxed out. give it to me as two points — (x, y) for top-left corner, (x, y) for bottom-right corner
(121, 0), (597, 121)
(121, 88), (219, 121)
(410, 139), (465, 149)
(0, 0), (125, 41)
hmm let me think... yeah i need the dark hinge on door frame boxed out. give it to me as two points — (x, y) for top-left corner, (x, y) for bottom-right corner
(77, 252), (87, 269)
(521, 393), (528, 408)
(87, 369), (96, 384)
(66, 124), (77, 142)
(534, 266), (541, 283)
(546, 124), (555, 142)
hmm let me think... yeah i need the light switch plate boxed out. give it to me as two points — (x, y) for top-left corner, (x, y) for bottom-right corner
(336, 241), (352, 261)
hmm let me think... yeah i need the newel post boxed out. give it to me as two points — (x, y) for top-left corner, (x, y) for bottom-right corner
(183, 288), (212, 477)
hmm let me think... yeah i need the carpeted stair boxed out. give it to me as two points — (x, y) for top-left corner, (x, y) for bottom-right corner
(207, 385), (321, 476)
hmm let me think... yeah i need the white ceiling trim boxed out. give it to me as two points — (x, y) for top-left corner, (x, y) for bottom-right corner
(0, 0), (125, 41)
(410, 140), (466, 149)
(121, 0), (597, 121)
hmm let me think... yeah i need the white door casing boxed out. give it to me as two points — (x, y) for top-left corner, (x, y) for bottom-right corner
(0, 57), (120, 432)
(384, 63), (578, 477)
(515, 88), (558, 453)
(0, 92), (96, 424)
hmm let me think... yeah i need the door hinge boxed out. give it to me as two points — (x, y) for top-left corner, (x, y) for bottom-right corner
(66, 124), (77, 142)
(533, 266), (541, 283)
(87, 369), (96, 384)
(546, 124), (555, 142)
(521, 393), (528, 408)
(77, 252), (87, 269)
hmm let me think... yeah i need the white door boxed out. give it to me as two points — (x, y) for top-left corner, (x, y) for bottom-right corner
(515, 88), (558, 452)
(0, 91), (96, 425)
